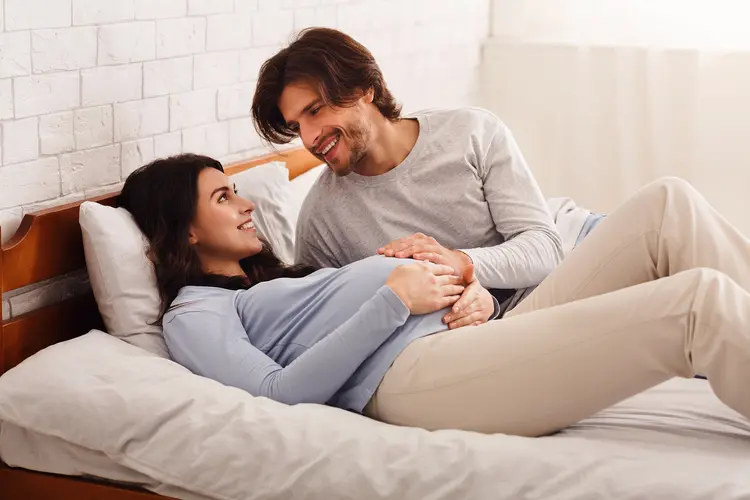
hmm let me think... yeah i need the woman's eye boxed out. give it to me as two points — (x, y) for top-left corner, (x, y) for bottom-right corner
(218, 193), (228, 202)
(310, 106), (321, 116)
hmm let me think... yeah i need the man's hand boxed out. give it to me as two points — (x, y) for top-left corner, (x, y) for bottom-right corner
(377, 233), (472, 281)
(442, 278), (495, 329)
(378, 233), (493, 327)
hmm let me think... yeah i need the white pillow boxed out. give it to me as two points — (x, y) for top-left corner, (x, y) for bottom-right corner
(80, 161), (302, 357)
(286, 163), (326, 231)
(80, 202), (169, 358)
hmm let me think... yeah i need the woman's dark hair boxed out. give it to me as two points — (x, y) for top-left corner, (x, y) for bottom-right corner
(119, 153), (315, 319)
(251, 27), (402, 145)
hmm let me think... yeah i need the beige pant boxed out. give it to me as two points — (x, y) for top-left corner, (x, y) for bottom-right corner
(364, 177), (750, 436)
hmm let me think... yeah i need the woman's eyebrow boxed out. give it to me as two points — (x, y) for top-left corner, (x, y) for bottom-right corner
(210, 186), (230, 199)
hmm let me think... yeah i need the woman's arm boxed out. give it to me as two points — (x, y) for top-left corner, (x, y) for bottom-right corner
(164, 285), (409, 406)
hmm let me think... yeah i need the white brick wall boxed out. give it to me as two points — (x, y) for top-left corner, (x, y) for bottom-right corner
(218, 83), (255, 120)
(14, 71), (80, 118)
(0, 32), (32, 78)
(0, 158), (60, 209)
(60, 144), (121, 195)
(0, 209), (23, 242)
(2, 117), (38, 164)
(170, 89), (216, 130)
(98, 22), (156, 65)
(235, 0), (260, 13)
(73, 0), (135, 26)
(154, 131), (182, 157)
(82, 64), (142, 106)
(0, 80), (13, 119)
(252, 10), (294, 46)
(293, 6), (338, 31)
(74, 106), (114, 149)
(5, 0), (71, 31)
(193, 51), (240, 89)
(239, 46), (278, 80)
(0, 0), (490, 317)
(229, 117), (261, 153)
(207, 13), (253, 51)
(135, 0), (187, 20)
(121, 138), (155, 177)
(40, 112), (75, 154)
(32, 28), (98, 73)
(182, 122), (230, 158)
(189, 0), (235, 16)
(156, 18), (206, 58)
(0, 208), (23, 243)
(114, 97), (169, 142)
(144, 56), (193, 96)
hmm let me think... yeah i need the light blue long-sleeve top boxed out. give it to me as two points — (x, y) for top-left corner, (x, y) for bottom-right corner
(163, 255), (500, 412)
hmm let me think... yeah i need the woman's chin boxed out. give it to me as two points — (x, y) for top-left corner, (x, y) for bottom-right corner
(239, 244), (264, 259)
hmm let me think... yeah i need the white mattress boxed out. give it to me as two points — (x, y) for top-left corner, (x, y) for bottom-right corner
(1, 331), (749, 500)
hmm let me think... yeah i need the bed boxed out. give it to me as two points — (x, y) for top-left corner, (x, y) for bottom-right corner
(1, 148), (749, 500)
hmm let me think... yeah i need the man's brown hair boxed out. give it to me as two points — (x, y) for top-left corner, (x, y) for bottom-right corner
(251, 27), (402, 145)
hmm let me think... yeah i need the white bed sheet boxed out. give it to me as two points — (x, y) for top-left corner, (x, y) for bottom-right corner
(0, 331), (748, 500)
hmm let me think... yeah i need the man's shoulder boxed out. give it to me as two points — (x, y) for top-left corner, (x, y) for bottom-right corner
(302, 166), (334, 195)
(411, 106), (503, 130)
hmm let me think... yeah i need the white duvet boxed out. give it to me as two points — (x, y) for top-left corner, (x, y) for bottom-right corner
(1, 331), (749, 500)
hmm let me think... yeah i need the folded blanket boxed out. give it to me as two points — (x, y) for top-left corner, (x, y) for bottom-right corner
(546, 197), (604, 255)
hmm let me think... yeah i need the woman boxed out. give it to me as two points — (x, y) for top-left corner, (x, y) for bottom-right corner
(120, 154), (750, 437)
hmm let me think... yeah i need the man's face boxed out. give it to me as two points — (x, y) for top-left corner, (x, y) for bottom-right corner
(278, 82), (372, 176)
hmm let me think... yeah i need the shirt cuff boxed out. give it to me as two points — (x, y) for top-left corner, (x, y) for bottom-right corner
(378, 285), (411, 320)
(488, 295), (502, 321)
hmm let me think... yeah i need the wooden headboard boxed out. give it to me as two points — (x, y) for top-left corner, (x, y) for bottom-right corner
(0, 147), (320, 376)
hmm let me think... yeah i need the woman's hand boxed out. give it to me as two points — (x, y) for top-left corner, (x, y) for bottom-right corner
(386, 263), (464, 314)
(442, 280), (496, 329)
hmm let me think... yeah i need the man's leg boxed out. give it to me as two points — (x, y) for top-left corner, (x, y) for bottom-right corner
(366, 268), (750, 436)
(508, 177), (750, 317)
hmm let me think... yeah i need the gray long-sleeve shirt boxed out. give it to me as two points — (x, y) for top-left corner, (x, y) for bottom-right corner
(162, 255), (500, 412)
(295, 107), (564, 299)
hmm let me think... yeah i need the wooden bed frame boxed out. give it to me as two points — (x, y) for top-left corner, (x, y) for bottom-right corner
(0, 147), (321, 499)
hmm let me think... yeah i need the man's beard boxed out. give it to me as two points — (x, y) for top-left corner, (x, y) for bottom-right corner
(334, 116), (370, 177)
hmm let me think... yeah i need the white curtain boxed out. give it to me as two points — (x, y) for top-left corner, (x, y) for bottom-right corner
(481, 0), (750, 234)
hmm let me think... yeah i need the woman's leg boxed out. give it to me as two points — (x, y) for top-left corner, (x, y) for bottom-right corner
(508, 177), (750, 317)
(365, 268), (750, 436)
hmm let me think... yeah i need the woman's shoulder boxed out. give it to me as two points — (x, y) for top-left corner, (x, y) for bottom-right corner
(165, 286), (239, 320)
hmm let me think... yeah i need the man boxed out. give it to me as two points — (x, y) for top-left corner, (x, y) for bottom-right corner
(251, 28), (566, 329)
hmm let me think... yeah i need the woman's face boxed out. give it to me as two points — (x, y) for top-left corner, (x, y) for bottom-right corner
(189, 168), (263, 268)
